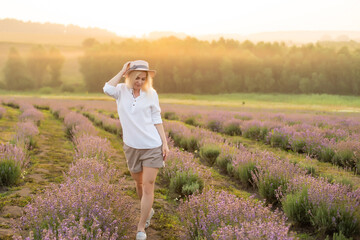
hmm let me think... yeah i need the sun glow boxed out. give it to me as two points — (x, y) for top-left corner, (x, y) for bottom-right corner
(1, 0), (359, 37)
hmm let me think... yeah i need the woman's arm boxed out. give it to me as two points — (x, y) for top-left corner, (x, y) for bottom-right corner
(155, 123), (169, 161)
(107, 61), (131, 86)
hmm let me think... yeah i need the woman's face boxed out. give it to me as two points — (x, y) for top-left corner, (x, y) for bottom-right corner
(133, 72), (147, 90)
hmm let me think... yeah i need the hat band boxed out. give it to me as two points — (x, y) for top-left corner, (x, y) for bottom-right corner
(129, 64), (149, 70)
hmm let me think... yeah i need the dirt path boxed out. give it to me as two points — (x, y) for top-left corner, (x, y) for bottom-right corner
(85, 111), (268, 240)
(0, 109), (74, 239)
(94, 122), (182, 239)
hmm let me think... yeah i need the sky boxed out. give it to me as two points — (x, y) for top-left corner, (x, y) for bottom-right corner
(1, 0), (359, 38)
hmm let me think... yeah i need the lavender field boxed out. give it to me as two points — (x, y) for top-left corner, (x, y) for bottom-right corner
(0, 95), (359, 240)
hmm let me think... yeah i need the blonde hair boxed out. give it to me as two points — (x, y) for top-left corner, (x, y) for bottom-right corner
(125, 70), (154, 93)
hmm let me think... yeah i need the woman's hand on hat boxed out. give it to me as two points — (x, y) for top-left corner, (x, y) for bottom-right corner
(120, 61), (131, 77)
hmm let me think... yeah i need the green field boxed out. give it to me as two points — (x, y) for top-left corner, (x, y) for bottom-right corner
(1, 91), (360, 112)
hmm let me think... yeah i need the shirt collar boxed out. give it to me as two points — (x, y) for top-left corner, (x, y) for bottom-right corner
(129, 87), (144, 96)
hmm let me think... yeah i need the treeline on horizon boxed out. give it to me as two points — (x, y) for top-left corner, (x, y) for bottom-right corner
(2, 36), (360, 95)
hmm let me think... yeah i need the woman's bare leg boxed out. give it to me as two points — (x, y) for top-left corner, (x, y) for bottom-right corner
(130, 171), (143, 199)
(137, 167), (158, 232)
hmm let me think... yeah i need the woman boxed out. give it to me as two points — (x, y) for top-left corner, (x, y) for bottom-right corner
(103, 60), (169, 240)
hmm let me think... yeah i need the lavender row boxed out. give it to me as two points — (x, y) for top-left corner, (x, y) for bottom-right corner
(85, 108), (296, 239)
(179, 188), (295, 240)
(161, 105), (360, 135)
(18, 102), (44, 126)
(156, 133), (296, 239)
(164, 120), (360, 238)
(162, 108), (360, 173)
(82, 110), (122, 137)
(0, 101), (41, 186)
(13, 107), (134, 239)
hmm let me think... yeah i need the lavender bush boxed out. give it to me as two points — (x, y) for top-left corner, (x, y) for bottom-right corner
(64, 111), (97, 138)
(66, 157), (118, 183)
(279, 175), (360, 237)
(178, 188), (294, 239)
(74, 134), (113, 162)
(15, 176), (134, 239)
(0, 143), (28, 186)
(12, 121), (39, 150)
(159, 146), (211, 197)
(19, 108), (44, 126)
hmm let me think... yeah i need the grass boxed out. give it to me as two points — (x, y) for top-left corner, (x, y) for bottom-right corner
(0, 108), (75, 216)
(2, 91), (360, 112)
(160, 93), (360, 112)
(0, 106), (21, 144)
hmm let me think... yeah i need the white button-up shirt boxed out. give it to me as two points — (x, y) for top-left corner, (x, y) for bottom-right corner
(103, 83), (163, 149)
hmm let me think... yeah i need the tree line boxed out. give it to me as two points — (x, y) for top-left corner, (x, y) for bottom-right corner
(3, 45), (64, 90)
(3, 37), (360, 95)
(80, 37), (360, 95)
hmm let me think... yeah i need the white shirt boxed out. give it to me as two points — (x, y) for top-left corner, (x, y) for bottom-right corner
(103, 82), (163, 149)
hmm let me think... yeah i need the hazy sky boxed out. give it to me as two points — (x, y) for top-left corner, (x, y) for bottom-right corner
(1, 0), (359, 37)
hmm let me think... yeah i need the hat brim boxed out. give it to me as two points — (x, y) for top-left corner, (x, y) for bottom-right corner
(124, 69), (156, 78)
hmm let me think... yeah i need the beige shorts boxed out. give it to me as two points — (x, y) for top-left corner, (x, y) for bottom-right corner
(123, 144), (165, 173)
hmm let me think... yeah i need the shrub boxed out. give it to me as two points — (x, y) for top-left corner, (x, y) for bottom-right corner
(320, 147), (336, 163)
(174, 134), (199, 152)
(312, 204), (359, 237)
(223, 123), (242, 136)
(235, 161), (258, 186)
(184, 116), (200, 127)
(199, 145), (221, 166)
(303, 165), (317, 177)
(74, 134), (112, 161)
(207, 120), (223, 132)
(178, 188), (293, 239)
(332, 150), (355, 169)
(186, 137), (199, 152)
(258, 174), (287, 204)
(0, 159), (22, 186)
(215, 154), (232, 173)
(282, 188), (312, 226)
(291, 138), (307, 153)
(282, 175), (360, 238)
(169, 171), (204, 197)
(243, 126), (268, 141)
(164, 111), (179, 120)
(15, 177), (134, 239)
(13, 121), (39, 150)
(19, 108), (44, 126)
(269, 130), (290, 150)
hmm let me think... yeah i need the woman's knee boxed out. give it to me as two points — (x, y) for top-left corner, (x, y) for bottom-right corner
(142, 180), (155, 195)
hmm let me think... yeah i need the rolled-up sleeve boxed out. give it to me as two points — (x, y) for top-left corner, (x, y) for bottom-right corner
(103, 83), (121, 99)
(151, 91), (163, 124)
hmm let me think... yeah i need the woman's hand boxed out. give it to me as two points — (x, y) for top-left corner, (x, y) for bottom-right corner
(120, 61), (131, 77)
(162, 144), (170, 161)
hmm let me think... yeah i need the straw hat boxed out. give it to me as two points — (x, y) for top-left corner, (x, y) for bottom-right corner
(123, 60), (156, 78)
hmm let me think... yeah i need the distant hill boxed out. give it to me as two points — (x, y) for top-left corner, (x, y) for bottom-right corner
(2, 18), (360, 46)
(145, 30), (360, 44)
(0, 18), (125, 46)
